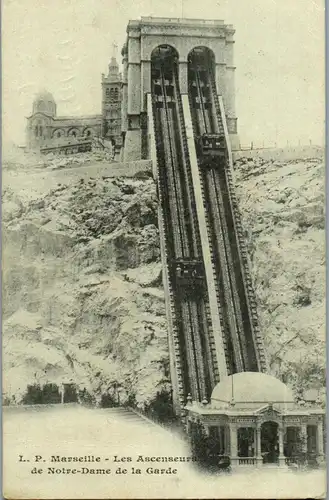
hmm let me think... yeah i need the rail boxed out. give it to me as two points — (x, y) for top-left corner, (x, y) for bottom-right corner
(156, 67), (201, 400)
(173, 67), (217, 397)
(189, 60), (244, 372)
(188, 99), (234, 374)
(216, 93), (268, 372)
(150, 92), (186, 416)
(182, 93), (228, 381)
(151, 59), (216, 407)
(188, 54), (267, 373)
(212, 61), (266, 371)
(151, 50), (269, 413)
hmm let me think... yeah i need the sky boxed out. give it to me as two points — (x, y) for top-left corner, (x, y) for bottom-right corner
(2, 0), (325, 147)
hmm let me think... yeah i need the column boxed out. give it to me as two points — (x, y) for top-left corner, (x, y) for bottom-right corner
(214, 37), (226, 97)
(225, 426), (230, 455)
(125, 33), (142, 161)
(127, 34), (141, 115)
(220, 426), (226, 455)
(278, 425), (285, 466)
(127, 63), (141, 115)
(229, 423), (238, 467)
(300, 423), (308, 453)
(256, 422), (262, 466)
(317, 420), (324, 461)
(140, 60), (151, 112)
(60, 383), (64, 404)
(215, 62), (226, 98)
(222, 426), (228, 455)
(225, 35), (239, 149)
(225, 39), (236, 118)
(179, 60), (188, 94)
(147, 93), (157, 178)
(121, 55), (128, 132)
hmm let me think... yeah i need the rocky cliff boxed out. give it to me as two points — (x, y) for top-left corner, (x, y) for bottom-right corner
(2, 149), (325, 409)
(234, 155), (325, 396)
(3, 152), (168, 409)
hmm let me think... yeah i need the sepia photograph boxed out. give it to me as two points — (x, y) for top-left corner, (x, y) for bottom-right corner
(2, 0), (326, 498)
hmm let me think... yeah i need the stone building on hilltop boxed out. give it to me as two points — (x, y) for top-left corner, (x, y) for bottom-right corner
(26, 90), (102, 152)
(26, 50), (122, 154)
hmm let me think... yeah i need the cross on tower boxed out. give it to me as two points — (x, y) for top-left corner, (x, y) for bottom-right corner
(112, 42), (118, 59)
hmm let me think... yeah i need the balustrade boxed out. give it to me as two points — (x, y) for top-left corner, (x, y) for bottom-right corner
(238, 458), (256, 465)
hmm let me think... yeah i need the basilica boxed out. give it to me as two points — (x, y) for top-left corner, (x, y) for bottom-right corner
(26, 52), (122, 154)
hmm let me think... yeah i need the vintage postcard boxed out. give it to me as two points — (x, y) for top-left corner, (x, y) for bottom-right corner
(2, 0), (326, 498)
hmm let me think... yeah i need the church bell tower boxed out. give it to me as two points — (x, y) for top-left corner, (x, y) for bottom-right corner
(101, 44), (123, 149)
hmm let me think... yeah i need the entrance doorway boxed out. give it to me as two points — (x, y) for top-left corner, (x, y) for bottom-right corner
(284, 426), (300, 457)
(261, 421), (279, 463)
(238, 427), (255, 457)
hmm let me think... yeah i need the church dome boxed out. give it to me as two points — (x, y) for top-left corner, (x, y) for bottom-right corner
(34, 90), (55, 102)
(211, 372), (294, 409)
(32, 90), (56, 117)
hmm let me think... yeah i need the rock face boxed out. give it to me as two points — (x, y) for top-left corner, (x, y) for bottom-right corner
(234, 156), (325, 395)
(3, 155), (168, 409)
(2, 149), (325, 409)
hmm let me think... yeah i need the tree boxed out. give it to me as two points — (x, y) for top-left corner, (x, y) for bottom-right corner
(190, 421), (210, 468)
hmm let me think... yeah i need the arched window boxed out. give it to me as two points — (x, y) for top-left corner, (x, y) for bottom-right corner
(39, 126), (43, 137)
(35, 126), (38, 137)
(110, 88), (114, 100)
(106, 88), (110, 97)
(86, 130), (91, 137)
(57, 131), (61, 138)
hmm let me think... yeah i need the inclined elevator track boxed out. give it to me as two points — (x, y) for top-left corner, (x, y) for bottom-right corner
(151, 53), (219, 403)
(151, 47), (267, 411)
(188, 52), (267, 374)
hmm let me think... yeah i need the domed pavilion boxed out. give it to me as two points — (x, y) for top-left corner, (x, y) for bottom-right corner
(185, 372), (325, 467)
